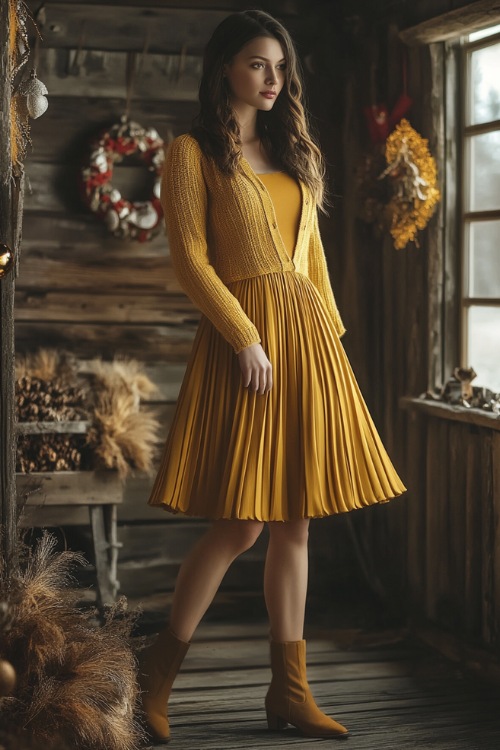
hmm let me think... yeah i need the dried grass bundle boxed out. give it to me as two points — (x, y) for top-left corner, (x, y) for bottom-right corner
(15, 350), (79, 385)
(16, 350), (161, 477)
(0, 533), (145, 750)
(84, 358), (160, 478)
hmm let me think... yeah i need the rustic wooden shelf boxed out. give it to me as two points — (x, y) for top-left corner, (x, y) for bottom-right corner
(16, 420), (91, 435)
(400, 396), (500, 432)
(16, 471), (123, 607)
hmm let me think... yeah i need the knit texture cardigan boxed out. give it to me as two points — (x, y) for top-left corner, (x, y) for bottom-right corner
(161, 133), (346, 354)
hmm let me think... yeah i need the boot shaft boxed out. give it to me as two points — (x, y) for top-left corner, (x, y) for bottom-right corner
(269, 639), (308, 703)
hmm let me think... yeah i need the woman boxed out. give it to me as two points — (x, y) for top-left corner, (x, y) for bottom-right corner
(139, 9), (406, 743)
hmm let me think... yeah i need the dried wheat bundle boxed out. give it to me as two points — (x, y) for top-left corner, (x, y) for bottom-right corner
(0, 533), (144, 750)
(15, 351), (79, 385)
(83, 358), (160, 478)
(15, 350), (161, 476)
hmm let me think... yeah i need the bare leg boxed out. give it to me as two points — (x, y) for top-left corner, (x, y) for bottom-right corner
(170, 519), (264, 641)
(263, 519), (348, 737)
(263, 519), (310, 641)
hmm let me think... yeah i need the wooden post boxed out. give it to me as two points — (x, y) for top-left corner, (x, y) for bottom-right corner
(0, 0), (22, 573)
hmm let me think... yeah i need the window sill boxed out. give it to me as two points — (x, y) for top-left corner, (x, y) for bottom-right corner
(399, 396), (500, 432)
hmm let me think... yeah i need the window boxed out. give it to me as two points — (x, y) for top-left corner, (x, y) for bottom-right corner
(461, 25), (500, 392)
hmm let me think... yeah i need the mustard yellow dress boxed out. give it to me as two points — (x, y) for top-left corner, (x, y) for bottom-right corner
(148, 134), (406, 520)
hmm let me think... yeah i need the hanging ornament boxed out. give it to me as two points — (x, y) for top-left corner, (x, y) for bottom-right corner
(7, 3), (45, 176)
(0, 243), (16, 279)
(0, 658), (16, 697)
(80, 117), (165, 242)
(16, 68), (49, 119)
(378, 118), (441, 250)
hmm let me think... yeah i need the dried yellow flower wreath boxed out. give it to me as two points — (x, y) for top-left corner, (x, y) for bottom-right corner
(381, 118), (441, 249)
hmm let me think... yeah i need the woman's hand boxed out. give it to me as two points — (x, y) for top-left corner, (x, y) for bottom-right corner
(237, 343), (273, 395)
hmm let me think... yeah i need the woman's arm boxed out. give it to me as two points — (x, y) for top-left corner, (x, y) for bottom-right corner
(307, 209), (346, 339)
(161, 134), (261, 354)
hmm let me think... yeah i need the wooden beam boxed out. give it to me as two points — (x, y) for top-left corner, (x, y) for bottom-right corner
(25, 2), (300, 55)
(18, 213), (170, 256)
(14, 255), (183, 293)
(16, 471), (123, 507)
(0, 0), (19, 572)
(34, 49), (203, 102)
(15, 321), (197, 362)
(28, 4), (230, 55)
(443, 41), (461, 381)
(400, 0), (500, 45)
(426, 43), (446, 391)
(14, 290), (197, 325)
(27, 0), (300, 10)
(16, 421), (91, 435)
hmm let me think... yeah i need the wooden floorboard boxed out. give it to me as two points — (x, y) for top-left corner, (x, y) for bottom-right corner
(136, 620), (500, 750)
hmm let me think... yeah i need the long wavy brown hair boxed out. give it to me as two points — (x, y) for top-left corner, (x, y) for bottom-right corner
(191, 10), (328, 210)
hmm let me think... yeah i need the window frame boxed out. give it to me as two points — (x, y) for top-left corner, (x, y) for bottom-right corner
(441, 37), (462, 387)
(459, 30), (500, 383)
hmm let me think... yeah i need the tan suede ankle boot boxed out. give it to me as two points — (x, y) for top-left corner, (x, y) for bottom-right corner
(138, 627), (190, 742)
(265, 639), (349, 738)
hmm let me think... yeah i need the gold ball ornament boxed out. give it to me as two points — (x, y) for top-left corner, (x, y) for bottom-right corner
(0, 658), (16, 696)
(0, 243), (15, 279)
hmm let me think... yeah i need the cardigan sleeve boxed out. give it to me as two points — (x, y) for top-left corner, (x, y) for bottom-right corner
(161, 135), (262, 354)
(308, 209), (346, 338)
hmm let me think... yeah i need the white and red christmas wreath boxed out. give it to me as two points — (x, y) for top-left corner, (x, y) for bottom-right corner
(81, 117), (165, 242)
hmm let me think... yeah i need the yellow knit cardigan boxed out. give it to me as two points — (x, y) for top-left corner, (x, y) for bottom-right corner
(161, 134), (346, 354)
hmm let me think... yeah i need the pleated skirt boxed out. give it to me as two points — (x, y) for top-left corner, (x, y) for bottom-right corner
(148, 270), (406, 520)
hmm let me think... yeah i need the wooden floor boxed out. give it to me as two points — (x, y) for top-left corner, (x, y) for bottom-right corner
(136, 617), (500, 750)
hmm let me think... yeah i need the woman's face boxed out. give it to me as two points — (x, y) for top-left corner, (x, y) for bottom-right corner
(223, 36), (286, 113)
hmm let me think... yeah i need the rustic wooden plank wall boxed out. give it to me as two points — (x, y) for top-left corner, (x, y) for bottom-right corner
(1, 0), (24, 571)
(18, 13), (204, 456)
(15, 1), (236, 602)
(404, 415), (500, 651)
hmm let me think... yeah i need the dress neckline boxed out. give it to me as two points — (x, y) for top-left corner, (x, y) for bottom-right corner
(239, 156), (307, 266)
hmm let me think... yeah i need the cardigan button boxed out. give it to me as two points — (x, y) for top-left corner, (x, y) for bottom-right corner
(272, 222), (277, 229)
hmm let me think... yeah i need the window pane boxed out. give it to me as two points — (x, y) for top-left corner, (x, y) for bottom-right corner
(468, 132), (500, 211)
(470, 43), (500, 124)
(467, 306), (500, 391)
(468, 220), (500, 297)
(469, 25), (500, 42)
